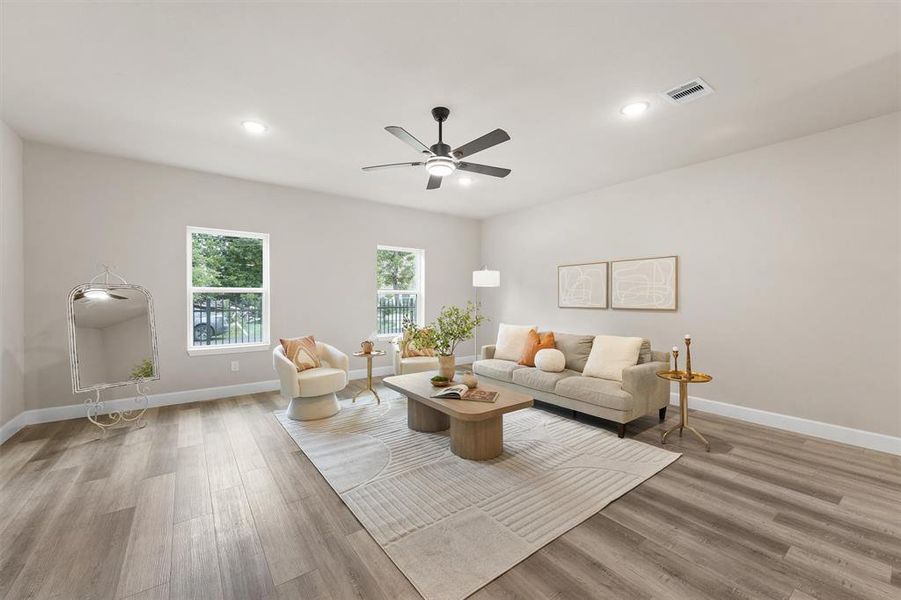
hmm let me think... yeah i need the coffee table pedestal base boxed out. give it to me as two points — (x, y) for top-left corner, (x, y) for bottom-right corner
(407, 399), (450, 433)
(451, 416), (503, 461)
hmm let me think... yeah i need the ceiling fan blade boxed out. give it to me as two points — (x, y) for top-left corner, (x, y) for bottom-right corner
(426, 174), (442, 190)
(457, 162), (511, 178)
(362, 162), (423, 172)
(452, 128), (510, 159)
(385, 126), (432, 155)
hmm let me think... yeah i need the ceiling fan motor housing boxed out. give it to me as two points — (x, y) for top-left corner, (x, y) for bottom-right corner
(431, 106), (450, 122)
(430, 142), (452, 157)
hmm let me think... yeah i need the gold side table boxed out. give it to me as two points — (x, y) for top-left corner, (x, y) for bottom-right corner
(656, 370), (713, 451)
(352, 350), (385, 404)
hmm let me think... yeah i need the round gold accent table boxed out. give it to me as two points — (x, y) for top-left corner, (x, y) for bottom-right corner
(656, 370), (713, 451)
(352, 350), (386, 404)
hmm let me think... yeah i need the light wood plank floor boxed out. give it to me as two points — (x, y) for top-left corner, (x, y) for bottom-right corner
(1, 374), (899, 600)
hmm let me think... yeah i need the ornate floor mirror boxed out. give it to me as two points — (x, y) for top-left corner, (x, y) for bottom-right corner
(67, 267), (160, 431)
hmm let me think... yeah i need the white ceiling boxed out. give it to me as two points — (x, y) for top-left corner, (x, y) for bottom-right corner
(2, 2), (898, 219)
(74, 288), (148, 329)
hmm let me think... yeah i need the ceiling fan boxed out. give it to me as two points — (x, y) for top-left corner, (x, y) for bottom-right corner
(362, 107), (511, 190)
(74, 265), (130, 301)
(74, 289), (128, 301)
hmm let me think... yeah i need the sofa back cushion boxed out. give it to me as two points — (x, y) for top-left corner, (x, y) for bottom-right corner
(582, 335), (643, 382)
(636, 338), (652, 364)
(494, 323), (537, 361)
(553, 332), (595, 372)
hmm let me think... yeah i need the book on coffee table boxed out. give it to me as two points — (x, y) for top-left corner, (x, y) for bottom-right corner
(431, 384), (498, 403)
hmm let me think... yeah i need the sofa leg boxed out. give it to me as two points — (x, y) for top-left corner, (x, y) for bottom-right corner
(617, 423), (626, 438)
(659, 406), (667, 422)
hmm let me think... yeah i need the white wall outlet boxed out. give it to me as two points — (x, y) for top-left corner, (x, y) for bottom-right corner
(230, 360), (239, 372)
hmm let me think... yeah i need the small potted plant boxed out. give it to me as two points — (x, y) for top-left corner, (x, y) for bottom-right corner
(413, 302), (486, 380)
(129, 358), (154, 380)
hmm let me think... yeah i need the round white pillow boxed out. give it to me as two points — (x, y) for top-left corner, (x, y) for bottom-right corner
(535, 348), (565, 372)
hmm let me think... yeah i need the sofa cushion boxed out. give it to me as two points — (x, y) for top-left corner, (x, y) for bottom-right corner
(512, 367), (579, 393)
(297, 367), (346, 397)
(495, 323), (537, 361)
(473, 358), (525, 382)
(554, 376), (632, 411)
(553, 332), (595, 372)
(582, 335), (643, 382)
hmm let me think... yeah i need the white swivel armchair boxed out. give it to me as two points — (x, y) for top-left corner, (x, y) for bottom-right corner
(273, 341), (349, 420)
(391, 336), (440, 375)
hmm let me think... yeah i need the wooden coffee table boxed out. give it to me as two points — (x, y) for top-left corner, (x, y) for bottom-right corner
(383, 372), (533, 460)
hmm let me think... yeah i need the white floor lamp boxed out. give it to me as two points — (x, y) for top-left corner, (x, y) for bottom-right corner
(472, 266), (500, 360)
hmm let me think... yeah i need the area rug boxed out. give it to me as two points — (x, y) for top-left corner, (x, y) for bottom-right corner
(276, 394), (680, 600)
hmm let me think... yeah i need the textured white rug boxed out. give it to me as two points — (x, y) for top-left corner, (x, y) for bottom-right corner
(276, 393), (680, 600)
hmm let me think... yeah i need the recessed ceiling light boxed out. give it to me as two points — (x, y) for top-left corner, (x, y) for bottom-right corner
(241, 120), (268, 134)
(620, 102), (649, 117)
(458, 176), (472, 186)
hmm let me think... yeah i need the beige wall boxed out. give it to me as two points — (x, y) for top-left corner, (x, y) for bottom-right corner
(1, 121), (25, 428)
(481, 113), (900, 437)
(101, 314), (153, 385)
(24, 143), (481, 411)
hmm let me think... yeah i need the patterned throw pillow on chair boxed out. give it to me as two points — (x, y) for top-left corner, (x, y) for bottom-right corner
(401, 329), (435, 358)
(280, 335), (321, 371)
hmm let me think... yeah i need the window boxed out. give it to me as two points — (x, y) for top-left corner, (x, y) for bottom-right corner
(187, 227), (270, 356)
(376, 246), (424, 337)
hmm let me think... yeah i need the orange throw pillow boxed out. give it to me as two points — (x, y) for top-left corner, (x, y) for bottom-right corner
(519, 331), (556, 366)
(280, 335), (321, 372)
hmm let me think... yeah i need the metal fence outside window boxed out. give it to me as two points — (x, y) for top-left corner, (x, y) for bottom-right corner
(377, 295), (417, 335)
(192, 298), (263, 345)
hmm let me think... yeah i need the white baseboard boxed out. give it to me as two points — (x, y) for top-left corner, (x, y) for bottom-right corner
(0, 412), (30, 447)
(0, 356), (478, 445)
(0, 379), (283, 445)
(671, 392), (901, 456)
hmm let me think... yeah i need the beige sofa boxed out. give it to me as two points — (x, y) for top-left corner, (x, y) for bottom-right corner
(473, 333), (670, 437)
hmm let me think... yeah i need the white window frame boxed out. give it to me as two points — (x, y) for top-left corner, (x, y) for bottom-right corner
(376, 245), (425, 340)
(186, 226), (271, 356)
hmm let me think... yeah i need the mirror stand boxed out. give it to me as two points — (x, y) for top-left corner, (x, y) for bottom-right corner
(68, 266), (160, 433)
(85, 382), (150, 432)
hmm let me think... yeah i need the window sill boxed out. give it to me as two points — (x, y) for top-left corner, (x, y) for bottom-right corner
(187, 342), (271, 357)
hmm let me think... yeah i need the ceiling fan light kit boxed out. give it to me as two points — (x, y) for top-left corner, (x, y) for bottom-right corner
(426, 156), (456, 177)
(362, 106), (511, 190)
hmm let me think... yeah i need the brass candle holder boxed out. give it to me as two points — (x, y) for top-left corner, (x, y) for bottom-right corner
(656, 334), (713, 451)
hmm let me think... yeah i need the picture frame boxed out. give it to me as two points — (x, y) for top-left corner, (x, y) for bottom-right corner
(557, 261), (608, 309)
(610, 256), (678, 311)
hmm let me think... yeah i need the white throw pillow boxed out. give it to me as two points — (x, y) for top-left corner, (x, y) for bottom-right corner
(494, 323), (537, 361)
(535, 348), (565, 373)
(582, 335), (643, 382)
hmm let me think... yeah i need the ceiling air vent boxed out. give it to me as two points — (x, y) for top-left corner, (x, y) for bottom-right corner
(662, 77), (714, 104)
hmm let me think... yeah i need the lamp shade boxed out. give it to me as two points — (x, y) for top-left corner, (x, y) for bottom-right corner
(472, 269), (500, 287)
